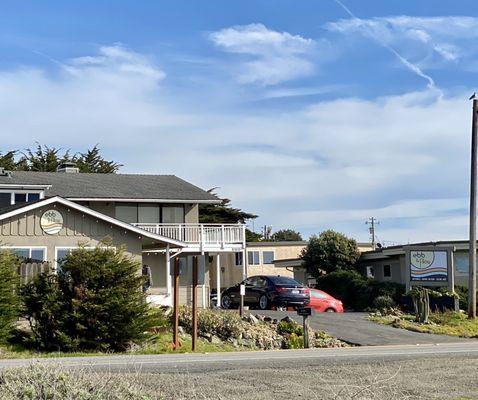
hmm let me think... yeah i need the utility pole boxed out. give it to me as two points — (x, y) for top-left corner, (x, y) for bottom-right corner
(366, 217), (379, 250)
(469, 95), (477, 319)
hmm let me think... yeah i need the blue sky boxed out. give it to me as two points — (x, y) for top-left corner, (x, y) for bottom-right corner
(0, 0), (477, 244)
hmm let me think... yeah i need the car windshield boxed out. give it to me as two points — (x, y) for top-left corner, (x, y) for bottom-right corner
(268, 276), (301, 286)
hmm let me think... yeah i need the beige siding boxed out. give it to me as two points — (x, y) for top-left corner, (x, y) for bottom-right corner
(184, 204), (199, 223)
(0, 204), (143, 266)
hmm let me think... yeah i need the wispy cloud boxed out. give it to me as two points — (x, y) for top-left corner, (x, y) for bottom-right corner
(209, 23), (316, 85)
(327, 13), (478, 69)
(330, 1), (443, 96)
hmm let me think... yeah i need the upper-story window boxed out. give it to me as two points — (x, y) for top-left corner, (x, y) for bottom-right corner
(0, 192), (42, 208)
(115, 203), (184, 224)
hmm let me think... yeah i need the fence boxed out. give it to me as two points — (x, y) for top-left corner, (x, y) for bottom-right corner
(17, 262), (52, 285)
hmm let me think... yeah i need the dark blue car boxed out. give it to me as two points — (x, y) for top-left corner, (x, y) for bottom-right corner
(220, 275), (310, 310)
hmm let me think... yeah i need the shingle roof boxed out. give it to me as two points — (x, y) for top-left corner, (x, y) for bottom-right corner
(0, 171), (220, 203)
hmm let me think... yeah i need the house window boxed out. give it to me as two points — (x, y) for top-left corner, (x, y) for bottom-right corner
(234, 252), (243, 266)
(162, 206), (184, 223)
(14, 193), (27, 204)
(55, 246), (114, 270)
(263, 251), (274, 264)
(116, 203), (138, 223)
(0, 192), (41, 207)
(1, 247), (46, 263)
(138, 204), (160, 223)
(0, 193), (10, 208)
(383, 264), (392, 278)
(248, 251), (260, 265)
(366, 266), (375, 278)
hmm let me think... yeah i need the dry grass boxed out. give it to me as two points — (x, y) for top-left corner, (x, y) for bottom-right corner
(0, 363), (159, 400)
(370, 311), (478, 338)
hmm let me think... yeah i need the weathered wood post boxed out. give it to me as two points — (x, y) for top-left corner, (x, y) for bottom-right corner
(173, 257), (180, 349)
(192, 255), (198, 351)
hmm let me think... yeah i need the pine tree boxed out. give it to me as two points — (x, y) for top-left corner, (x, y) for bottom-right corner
(0, 251), (20, 343)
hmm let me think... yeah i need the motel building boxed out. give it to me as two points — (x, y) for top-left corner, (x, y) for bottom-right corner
(0, 164), (247, 307)
(358, 241), (475, 290)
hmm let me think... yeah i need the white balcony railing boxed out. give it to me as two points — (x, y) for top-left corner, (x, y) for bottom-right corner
(133, 223), (246, 249)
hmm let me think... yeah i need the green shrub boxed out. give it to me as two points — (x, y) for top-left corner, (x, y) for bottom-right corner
(277, 320), (303, 336)
(316, 270), (405, 311)
(373, 295), (395, 310)
(179, 307), (243, 340)
(22, 245), (154, 352)
(0, 251), (20, 343)
(284, 332), (304, 349)
(0, 363), (154, 400)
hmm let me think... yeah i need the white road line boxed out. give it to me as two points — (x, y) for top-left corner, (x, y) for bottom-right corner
(4, 346), (478, 368)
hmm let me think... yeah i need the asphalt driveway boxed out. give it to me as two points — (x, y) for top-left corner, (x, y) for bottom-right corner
(259, 311), (473, 346)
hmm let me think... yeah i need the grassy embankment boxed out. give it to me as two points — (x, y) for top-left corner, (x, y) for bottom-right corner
(369, 311), (478, 338)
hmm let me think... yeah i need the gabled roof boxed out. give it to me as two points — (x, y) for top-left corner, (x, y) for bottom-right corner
(0, 196), (185, 247)
(0, 171), (220, 203)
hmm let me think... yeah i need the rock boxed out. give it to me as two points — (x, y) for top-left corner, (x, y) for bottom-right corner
(272, 319), (279, 324)
(210, 335), (222, 345)
(248, 314), (260, 325)
(178, 326), (185, 336)
(263, 316), (273, 323)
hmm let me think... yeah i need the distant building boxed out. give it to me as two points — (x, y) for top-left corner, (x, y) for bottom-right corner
(358, 240), (472, 288)
(273, 242), (374, 286)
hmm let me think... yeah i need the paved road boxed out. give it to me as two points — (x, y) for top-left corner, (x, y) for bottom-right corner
(1, 342), (478, 373)
(259, 311), (473, 345)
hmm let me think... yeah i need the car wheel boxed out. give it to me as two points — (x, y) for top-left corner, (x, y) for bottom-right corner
(258, 295), (269, 310)
(221, 295), (232, 309)
(325, 308), (336, 312)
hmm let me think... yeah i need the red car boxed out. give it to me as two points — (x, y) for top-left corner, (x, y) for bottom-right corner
(309, 289), (344, 313)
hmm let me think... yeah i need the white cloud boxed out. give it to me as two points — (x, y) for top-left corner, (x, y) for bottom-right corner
(209, 23), (315, 85)
(0, 44), (473, 244)
(326, 15), (478, 65)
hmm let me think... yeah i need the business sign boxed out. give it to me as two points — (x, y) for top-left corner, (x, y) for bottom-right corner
(410, 250), (448, 282)
(40, 209), (64, 235)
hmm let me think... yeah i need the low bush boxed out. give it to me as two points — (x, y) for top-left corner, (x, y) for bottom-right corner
(21, 245), (155, 352)
(0, 251), (20, 343)
(178, 307), (283, 349)
(315, 270), (405, 311)
(0, 363), (155, 400)
(373, 295), (395, 310)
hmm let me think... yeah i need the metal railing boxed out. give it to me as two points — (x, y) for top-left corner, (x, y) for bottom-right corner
(133, 223), (246, 248)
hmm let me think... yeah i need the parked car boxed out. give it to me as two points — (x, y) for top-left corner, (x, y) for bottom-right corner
(220, 275), (310, 310)
(309, 289), (344, 313)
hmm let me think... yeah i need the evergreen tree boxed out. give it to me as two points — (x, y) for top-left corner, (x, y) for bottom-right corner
(271, 229), (303, 242)
(0, 251), (20, 343)
(22, 245), (153, 351)
(301, 230), (360, 277)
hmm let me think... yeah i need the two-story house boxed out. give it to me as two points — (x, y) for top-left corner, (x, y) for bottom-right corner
(0, 164), (246, 307)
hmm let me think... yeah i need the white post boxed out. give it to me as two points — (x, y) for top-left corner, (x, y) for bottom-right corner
(166, 245), (172, 297)
(216, 253), (221, 308)
(242, 248), (247, 281)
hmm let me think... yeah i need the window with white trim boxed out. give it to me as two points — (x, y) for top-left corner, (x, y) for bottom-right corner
(0, 191), (42, 206)
(0, 247), (46, 263)
(55, 246), (115, 270)
(263, 251), (274, 264)
(248, 251), (260, 265)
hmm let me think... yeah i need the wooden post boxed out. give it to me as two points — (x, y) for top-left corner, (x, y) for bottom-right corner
(303, 315), (309, 349)
(172, 257), (180, 349)
(470, 97), (478, 319)
(192, 255), (198, 351)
